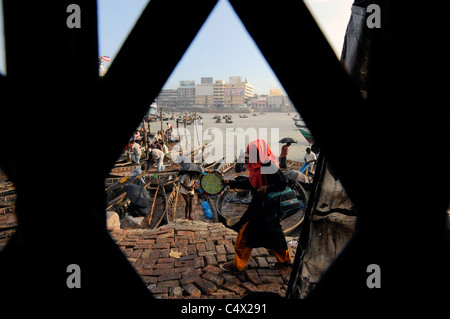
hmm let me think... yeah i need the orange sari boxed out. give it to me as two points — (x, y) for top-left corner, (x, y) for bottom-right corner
(233, 221), (291, 271)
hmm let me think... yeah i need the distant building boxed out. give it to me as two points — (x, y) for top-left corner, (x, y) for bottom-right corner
(229, 76), (241, 84)
(178, 80), (196, 107)
(270, 89), (282, 97)
(267, 94), (294, 110)
(156, 76), (258, 110)
(201, 77), (213, 84)
(249, 94), (268, 110)
(156, 89), (179, 109)
(222, 77), (253, 108)
(195, 78), (215, 108)
(213, 80), (226, 108)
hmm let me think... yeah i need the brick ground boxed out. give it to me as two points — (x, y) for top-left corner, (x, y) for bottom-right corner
(110, 220), (298, 299)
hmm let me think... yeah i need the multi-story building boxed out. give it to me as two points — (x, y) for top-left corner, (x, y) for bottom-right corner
(249, 94), (268, 110)
(222, 77), (253, 108)
(195, 78), (215, 108)
(213, 80), (226, 108)
(267, 94), (294, 110)
(178, 80), (196, 108)
(155, 89), (179, 109)
(156, 76), (256, 110)
(201, 77), (213, 84)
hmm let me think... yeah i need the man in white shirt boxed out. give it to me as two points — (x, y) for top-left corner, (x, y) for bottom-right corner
(304, 147), (317, 174)
(151, 148), (165, 172)
(131, 141), (142, 164)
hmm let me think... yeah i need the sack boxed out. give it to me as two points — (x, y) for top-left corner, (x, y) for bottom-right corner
(264, 187), (302, 222)
(201, 201), (213, 219)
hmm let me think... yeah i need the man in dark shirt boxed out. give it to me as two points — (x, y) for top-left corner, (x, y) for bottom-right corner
(279, 142), (291, 168)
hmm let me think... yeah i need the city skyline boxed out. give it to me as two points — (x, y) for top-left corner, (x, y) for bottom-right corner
(96, 0), (353, 95)
(155, 75), (293, 111)
(0, 0), (353, 93)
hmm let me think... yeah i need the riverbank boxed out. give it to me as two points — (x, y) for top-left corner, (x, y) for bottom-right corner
(160, 111), (311, 163)
(164, 108), (297, 114)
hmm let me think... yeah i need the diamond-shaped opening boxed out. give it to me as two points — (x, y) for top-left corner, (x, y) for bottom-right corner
(103, 0), (356, 299)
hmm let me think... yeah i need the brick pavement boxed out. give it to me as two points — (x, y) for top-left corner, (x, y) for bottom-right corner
(110, 219), (297, 299)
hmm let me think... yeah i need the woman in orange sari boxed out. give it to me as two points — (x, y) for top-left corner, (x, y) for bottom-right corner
(220, 139), (292, 273)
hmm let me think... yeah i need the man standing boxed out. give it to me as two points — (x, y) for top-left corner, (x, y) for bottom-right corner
(304, 147), (317, 174)
(180, 173), (197, 220)
(279, 142), (291, 168)
(131, 140), (142, 164)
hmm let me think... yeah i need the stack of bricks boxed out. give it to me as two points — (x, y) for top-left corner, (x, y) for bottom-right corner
(110, 220), (297, 299)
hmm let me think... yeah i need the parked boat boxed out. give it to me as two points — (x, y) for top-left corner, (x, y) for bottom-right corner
(109, 162), (181, 177)
(299, 127), (315, 145)
(294, 121), (308, 128)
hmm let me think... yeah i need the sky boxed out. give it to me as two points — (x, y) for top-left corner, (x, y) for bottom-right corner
(0, 0), (353, 94)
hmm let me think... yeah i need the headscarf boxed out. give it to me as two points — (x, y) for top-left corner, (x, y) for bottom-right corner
(246, 139), (279, 189)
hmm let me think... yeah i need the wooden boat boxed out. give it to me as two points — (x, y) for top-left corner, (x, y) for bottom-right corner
(105, 170), (179, 192)
(109, 146), (196, 177)
(106, 175), (168, 231)
(294, 120), (308, 128)
(107, 158), (221, 229)
(299, 127), (315, 145)
(108, 162), (181, 177)
(147, 184), (168, 229)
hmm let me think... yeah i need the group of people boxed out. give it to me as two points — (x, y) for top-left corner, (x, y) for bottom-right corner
(127, 131), (318, 274)
(279, 142), (318, 175)
(127, 127), (171, 172)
